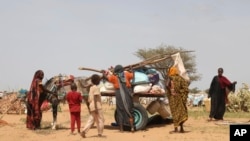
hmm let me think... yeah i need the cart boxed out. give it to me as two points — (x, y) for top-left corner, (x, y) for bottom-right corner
(78, 51), (192, 130)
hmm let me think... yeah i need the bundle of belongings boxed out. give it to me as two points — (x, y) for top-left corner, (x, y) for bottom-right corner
(100, 68), (166, 94)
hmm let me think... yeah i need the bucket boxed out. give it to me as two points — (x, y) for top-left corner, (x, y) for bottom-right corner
(146, 100), (160, 114)
(204, 98), (211, 112)
(157, 101), (171, 119)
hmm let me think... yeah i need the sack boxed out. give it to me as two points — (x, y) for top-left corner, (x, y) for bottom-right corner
(150, 85), (165, 94)
(131, 71), (150, 85)
(104, 81), (115, 90)
(40, 100), (51, 111)
(100, 86), (115, 93)
(133, 84), (152, 93)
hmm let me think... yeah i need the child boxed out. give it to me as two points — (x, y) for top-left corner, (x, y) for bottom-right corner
(81, 74), (105, 138)
(66, 82), (82, 135)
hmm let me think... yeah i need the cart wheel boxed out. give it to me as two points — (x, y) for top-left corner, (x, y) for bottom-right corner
(114, 102), (148, 131)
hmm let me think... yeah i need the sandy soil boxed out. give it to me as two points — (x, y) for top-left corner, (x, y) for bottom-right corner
(0, 102), (249, 141)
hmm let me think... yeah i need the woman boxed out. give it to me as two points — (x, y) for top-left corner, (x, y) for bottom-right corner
(26, 70), (56, 130)
(166, 66), (189, 133)
(102, 65), (134, 132)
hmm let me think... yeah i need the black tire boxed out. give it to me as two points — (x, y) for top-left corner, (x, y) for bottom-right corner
(114, 102), (148, 131)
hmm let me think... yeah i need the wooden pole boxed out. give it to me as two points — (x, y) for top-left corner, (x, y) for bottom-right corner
(78, 51), (195, 72)
(78, 67), (102, 73)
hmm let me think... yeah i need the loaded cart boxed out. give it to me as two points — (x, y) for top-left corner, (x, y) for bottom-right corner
(78, 51), (191, 131)
(99, 66), (171, 131)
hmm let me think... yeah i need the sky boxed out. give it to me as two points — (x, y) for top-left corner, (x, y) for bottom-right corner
(0, 0), (250, 91)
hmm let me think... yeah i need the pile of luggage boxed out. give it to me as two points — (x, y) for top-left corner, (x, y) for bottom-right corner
(100, 68), (166, 94)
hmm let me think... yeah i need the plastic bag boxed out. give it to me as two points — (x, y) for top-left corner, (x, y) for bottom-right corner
(40, 100), (51, 111)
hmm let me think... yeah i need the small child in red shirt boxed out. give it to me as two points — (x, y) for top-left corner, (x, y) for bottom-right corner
(66, 82), (82, 135)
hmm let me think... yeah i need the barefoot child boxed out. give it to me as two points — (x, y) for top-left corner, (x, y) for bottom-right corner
(81, 74), (104, 138)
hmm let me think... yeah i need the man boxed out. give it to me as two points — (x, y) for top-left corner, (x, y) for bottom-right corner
(208, 67), (237, 121)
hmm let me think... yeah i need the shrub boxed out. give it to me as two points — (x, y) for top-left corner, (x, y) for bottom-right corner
(227, 84), (250, 112)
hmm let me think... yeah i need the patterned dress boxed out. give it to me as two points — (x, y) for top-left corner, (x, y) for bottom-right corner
(166, 74), (189, 128)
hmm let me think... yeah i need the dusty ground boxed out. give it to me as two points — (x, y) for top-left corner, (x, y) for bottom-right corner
(0, 102), (249, 141)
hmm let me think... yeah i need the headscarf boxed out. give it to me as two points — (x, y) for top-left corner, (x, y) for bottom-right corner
(114, 65), (124, 73)
(33, 70), (44, 80)
(168, 67), (178, 76)
(29, 70), (44, 100)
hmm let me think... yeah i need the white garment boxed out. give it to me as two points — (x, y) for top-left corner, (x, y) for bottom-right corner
(171, 52), (190, 81)
(82, 109), (105, 135)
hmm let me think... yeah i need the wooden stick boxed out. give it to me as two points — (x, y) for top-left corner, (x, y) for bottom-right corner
(78, 51), (194, 72)
(78, 67), (102, 73)
(123, 55), (171, 70)
(78, 56), (170, 73)
(124, 50), (195, 70)
(141, 50), (194, 63)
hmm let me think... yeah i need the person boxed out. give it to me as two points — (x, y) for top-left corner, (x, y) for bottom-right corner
(102, 65), (134, 132)
(66, 82), (82, 135)
(166, 66), (189, 133)
(26, 70), (56, 130)
(81, 74), (105, 138)
(208, 67), (237, 121)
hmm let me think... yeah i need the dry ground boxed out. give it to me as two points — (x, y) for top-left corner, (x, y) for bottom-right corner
(0, 102), (249, 141)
